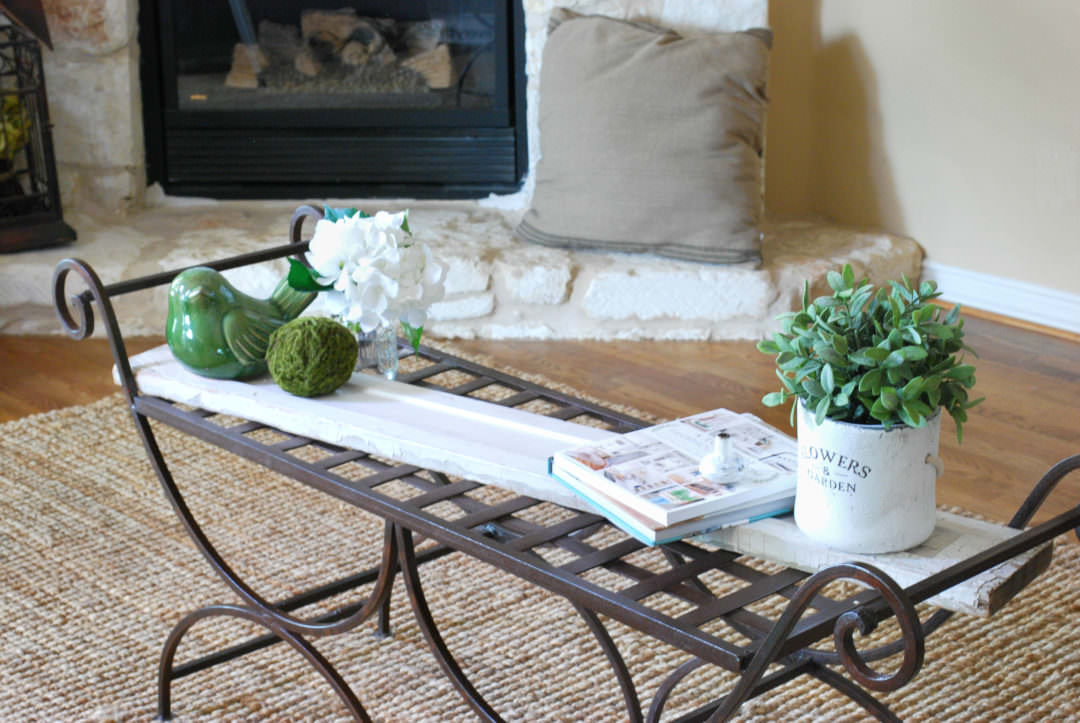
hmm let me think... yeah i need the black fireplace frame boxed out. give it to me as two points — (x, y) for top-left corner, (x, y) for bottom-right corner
(138, 1), (528, 199)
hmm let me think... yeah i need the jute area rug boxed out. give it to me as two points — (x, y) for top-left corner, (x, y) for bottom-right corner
(2, 356), (1078, 721)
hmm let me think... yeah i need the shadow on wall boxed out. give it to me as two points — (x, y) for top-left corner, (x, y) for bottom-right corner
(764, 0), (821, 219)
(814, 34), (905, 234)
(767, 2), (905, 236)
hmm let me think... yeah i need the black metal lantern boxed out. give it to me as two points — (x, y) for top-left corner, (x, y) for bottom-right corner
(0, 21), (75, 253)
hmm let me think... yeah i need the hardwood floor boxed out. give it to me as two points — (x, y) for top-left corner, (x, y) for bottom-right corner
(0, 335), (161, 422)
(3, 314), (1078, 526)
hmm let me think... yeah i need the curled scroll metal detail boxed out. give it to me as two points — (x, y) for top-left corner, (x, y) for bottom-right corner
(707, 562), (924, 722)
(290, 204), (323, 248)
(158, 604), (372, 722)
(51, 257), (138, 400)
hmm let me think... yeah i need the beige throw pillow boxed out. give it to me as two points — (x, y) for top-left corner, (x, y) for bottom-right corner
(516, 9), (771, 265)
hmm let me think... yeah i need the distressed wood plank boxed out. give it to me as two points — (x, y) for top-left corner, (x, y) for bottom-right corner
(121, 345), (614, 510)
(697, 512), (1053, 616)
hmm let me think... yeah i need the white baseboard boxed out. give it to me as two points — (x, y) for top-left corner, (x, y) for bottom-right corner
(921, 261), (1080, 335)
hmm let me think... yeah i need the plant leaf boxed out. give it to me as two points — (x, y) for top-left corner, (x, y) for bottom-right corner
(815, 344), (845, 366)
(815, 395), (830, 425)
(866, 346), (892, 362)
(821, 363), (835, 394)
(901, 376), (925, 399)
(912, 304), (935, 324)
(889, 296), (902, 326)
(323, 205), (364, 222)
(286, 258), (335, 292)
(885, 345), (928, 367)
(802, 377), (825, 398)
(842, 264), (855, 288)
(762, 392), (787, 407)
(910, 400), (933, 417)
(924, 323), (955, 340)
(757, 339), (780, 354)
(849, 347), (883, 366)
(901, 401), (925, 427)
(945, 364), (976, 382)
(776, 368), (797, 393)
(858, 368), (883, 394)
(827, 270), (845, 292)
(869, 398), (892, 422)
(400, 321), (424, 351)
(795, 360), (822, 381)
(778, 354), (803, 372)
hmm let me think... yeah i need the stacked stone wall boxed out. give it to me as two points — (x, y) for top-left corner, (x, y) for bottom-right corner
(42, 0), (143, 214)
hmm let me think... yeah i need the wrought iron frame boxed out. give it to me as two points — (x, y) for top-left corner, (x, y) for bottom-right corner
(52, 211), (1080, 721)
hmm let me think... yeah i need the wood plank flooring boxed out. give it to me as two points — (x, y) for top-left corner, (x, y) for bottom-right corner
(2, 313), (1077, 526)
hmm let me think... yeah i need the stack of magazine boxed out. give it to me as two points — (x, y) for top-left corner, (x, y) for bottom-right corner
(548, 408), (797, 545)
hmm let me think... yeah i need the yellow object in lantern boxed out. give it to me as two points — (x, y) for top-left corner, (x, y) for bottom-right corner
(0, 94), (31, 160)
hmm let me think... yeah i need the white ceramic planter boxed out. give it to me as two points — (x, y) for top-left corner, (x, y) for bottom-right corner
(794, 403), (943, 554)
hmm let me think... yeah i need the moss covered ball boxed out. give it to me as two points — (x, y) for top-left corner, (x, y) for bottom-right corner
(266, 317), (358, 397)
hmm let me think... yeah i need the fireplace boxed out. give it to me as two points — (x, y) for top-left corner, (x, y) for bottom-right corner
(139, 1), (527, 199)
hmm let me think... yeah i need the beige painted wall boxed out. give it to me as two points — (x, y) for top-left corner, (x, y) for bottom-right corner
(766, 0), (1080, 295)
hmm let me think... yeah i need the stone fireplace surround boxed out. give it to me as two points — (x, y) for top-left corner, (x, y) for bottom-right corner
(0, 0), (920, 340)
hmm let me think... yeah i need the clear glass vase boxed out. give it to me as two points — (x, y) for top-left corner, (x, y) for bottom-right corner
(356, 324), (399, 380)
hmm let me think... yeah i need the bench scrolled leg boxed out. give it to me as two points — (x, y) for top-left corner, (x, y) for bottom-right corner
(706, 562), (924, 722)
(158, 604), (372, 722)
(396, 525), (505, 722)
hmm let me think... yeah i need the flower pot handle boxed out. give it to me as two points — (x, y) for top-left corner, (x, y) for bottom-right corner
(925, 453), (945, 478)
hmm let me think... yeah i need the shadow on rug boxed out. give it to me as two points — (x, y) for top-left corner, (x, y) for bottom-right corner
(1, 389), (1078, 722)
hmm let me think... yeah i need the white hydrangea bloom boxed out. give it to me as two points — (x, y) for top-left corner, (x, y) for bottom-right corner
(306, 210), (447, 334)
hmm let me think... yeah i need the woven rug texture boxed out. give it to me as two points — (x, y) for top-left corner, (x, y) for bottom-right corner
(2, 366), (1079, 721)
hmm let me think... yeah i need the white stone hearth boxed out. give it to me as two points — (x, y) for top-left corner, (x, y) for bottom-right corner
(0, 196), (920, 340)
(4, 0), (922, 341)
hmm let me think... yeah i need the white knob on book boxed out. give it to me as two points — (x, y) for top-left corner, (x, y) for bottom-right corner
(699, 432), (743, 481)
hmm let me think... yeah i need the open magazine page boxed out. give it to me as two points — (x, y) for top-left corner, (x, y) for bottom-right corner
(643, 410), (798, 473)
(558, 435), (700, 510)
(556, 409), (796, 523)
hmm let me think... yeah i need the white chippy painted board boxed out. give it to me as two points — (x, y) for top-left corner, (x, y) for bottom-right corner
(119, 345), (616, 511)
(699, 512), (1051, 616)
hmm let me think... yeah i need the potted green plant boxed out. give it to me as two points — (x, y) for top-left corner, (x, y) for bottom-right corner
(757, 264), (982, 553)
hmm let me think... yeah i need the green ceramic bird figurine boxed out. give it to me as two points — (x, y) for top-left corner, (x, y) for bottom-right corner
(166, 266), (317, 380)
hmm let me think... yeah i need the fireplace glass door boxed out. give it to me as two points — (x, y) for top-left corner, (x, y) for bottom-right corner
(141, 1), (526, 198)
